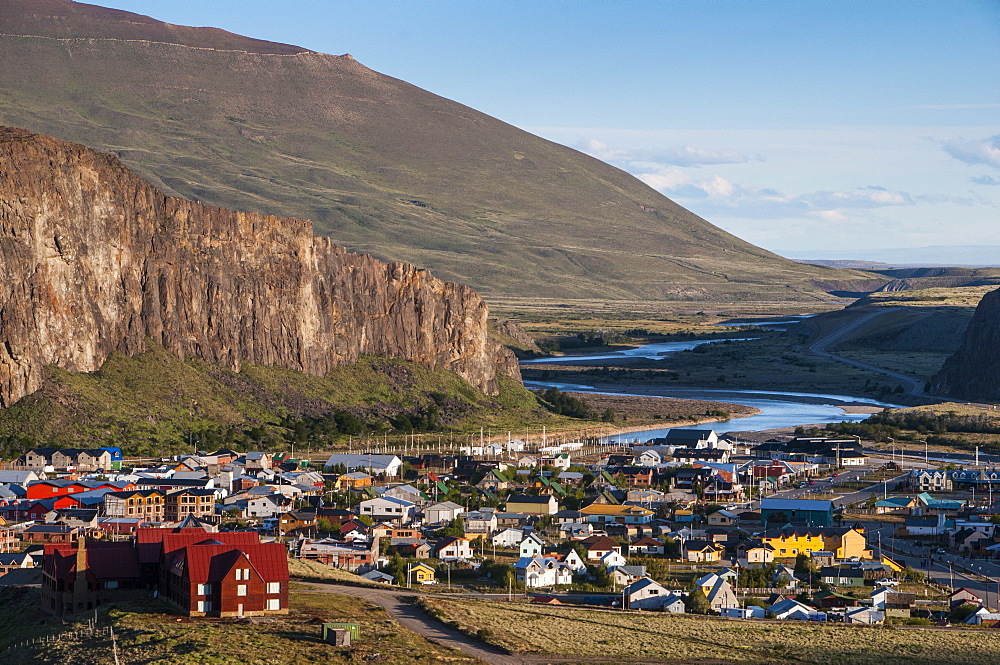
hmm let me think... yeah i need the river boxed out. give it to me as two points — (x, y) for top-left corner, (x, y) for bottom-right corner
(520, 334), (901, 441)
(520, 337), (759, 364)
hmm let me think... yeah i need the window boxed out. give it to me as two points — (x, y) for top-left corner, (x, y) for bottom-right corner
(267, 582), (280, 594)
(197, 583), (212, 595)
(267, 598), (281, 611)
(197, 600), (212, 612)
(237, 584), (247, 597)
(104, 581), (119, 589)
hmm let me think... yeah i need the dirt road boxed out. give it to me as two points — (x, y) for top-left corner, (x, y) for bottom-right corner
(303, 582), (527, 665)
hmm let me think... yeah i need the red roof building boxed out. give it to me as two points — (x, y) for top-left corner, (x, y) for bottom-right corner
(42, 529), (288, 617)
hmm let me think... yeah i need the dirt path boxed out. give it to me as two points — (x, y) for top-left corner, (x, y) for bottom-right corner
(805, 307), (931, 398)
(303, 582), (527, 665)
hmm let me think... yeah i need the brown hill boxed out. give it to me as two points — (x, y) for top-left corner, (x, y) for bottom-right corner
(0, 126), (516, 408)
(0, 0), (880, 303)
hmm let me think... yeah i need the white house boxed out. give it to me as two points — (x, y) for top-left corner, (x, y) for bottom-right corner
(845, 607), (884, 624)
(599, 549), (627, 570)
(425, 501), (464, 524)
(519, 533), (546, 558)
(623, 577), (670, 610)
(722, 606), (766, 619)
(359, 496), (416, 524)
(637, 449), (663, 467)
(768, 598), (816, 621)
(556, 549), (586, 573)
(435, 536), (474, 561)
(514, 556), (573, 588)
(491, 527), (524, 548)
(506, 438), (527, 453)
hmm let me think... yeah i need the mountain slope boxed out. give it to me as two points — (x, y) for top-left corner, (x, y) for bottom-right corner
(0, 0), (876, 302)
(0, 126), (515, 409)
(931, 287), (1000, 402)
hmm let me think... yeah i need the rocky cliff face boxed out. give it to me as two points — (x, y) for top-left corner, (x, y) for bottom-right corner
(931, 287), (1000, 402)
(0, 127), (519, 407)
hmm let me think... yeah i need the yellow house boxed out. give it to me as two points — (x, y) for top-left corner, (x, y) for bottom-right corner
(580, 504), (654, 524)
(762, 527), (871, 560)
(408, 563), (436, 584)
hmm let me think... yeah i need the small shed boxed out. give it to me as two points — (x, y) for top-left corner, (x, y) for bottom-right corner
(322, 623), (360, 646)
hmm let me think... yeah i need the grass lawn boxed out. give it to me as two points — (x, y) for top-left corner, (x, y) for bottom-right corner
(422, 596), (1000, 665)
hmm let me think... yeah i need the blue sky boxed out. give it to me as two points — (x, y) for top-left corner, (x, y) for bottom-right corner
(98, 0), (1000, 263)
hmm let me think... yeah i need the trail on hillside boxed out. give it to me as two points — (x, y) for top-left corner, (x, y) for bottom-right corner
(805, 308), (931, 398)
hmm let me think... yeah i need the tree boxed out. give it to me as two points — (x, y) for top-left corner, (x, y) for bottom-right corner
(435, 517), (466, 538)
(685, 587), (712, 614)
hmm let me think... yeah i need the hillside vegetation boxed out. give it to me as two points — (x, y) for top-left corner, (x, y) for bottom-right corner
(0, 0), (880, 304)
(0, 341), (556, 458)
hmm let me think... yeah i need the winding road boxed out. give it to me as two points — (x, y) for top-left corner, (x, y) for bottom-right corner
(805, 308), (930, 398)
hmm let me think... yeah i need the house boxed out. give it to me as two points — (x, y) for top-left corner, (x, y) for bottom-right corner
(358, 496), (416, 524)
(949, 587), (984, 609)
(630, 537), (664, 556)
(845, 607), (884, 624)
(462, 509), (498, 534)
(164, 489), (216, 522)
(553, 549), (586, 573)
(491, 528), (523, 548)
(159, 537), (288, 616)
(760, 527), (870, 560)
(819, 565), (866, 587)
(299, 539), (378, 571)
(580, 503), (654, 525)
(703, 578), (738, 612)
(768, 598), (816, 621)
(964, 607), (1000, 625)
(813, 589), (860, 608)
(324, 454), (402, 477)
(579, 535), (622, 560)
(388, 538), (432, 559)
(333, 472), (374, 491)
(672, 448), (731, 464)
(706, 510), (739, 526)
(902, 514), (946, 536)
(759, 498), (834, 527)
(514, 556), (573, 588)
(424, 501), (464, 525)
(360, 570), (396, 584)
(910, 469), (953, 492)
(519, 533), (545, 558)
(872, 496), (919, 514)
(23, 524), (80, 544)
(637, 449), (663, 467)
(599, 549), (627, 570)
(0, 551), (37, 575)
(870, 587), (916, 617)
(276, 509), (318, 534)
(407, 563), (436, 585)
(606, 564), (643, 586)
(736, 540), (774, 564)
(435, 536), (473, 561)
(722, 606), (766, 619)
(683, 540), (724, 563)
(505, 494), (558, 515)
(623, 577), (670, 610)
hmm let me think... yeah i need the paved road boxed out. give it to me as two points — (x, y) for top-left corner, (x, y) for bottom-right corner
(304, 582), (527, 665)
(805, 308), (932, 398)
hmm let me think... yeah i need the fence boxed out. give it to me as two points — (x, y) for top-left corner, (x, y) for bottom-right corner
(5, 625), (113, 654)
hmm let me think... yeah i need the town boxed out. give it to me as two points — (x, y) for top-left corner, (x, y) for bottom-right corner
(2, 427), (999, 637)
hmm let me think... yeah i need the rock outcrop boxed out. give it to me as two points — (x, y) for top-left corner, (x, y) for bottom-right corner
(0, 127), (519, 407)
(931, 287), (1000, 402)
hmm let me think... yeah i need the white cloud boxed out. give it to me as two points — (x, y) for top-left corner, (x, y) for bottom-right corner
(808, 210), (849, 223)
(972, 175), (1000, 186)
(942, 134), (1000, 169)
(577, 140), (750, 167)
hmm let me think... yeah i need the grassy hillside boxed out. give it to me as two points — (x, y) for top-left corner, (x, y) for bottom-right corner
(0, 341), (563, 458)
(0, 0), (877, 304)
(422, 596), (1000, 665)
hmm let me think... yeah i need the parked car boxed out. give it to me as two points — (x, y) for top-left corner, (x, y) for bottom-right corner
(876, 578), (899, 586)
